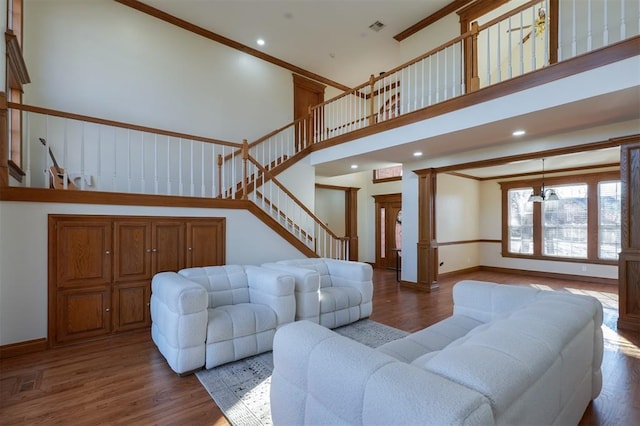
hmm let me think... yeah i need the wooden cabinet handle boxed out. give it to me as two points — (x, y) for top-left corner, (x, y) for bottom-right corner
(105, 251), (110, 255)
(188, 247), (192, 251)
(105, 308), (110, 312)
(152, 248), (158, 252)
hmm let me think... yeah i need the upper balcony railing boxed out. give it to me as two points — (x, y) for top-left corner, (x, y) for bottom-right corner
(310, 0), (638, 143)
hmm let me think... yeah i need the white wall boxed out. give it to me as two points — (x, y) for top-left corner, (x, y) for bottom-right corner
(22, 0), (293, 142)
(0, 201), (304, 346)
(315, 187), (346, 236)
(316, 170), (402, 264)
(437, 174), (481, 274)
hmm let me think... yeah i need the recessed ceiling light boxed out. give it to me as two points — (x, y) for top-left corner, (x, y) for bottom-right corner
(512, 129), (526, 136)
(413, 151), (423, 157)
(256, 38), (265, 46)
(350, 164), (358, 169)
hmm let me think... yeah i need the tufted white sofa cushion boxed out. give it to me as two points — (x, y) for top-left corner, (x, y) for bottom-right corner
(264, 258), (374, 329)
(151, 265), (295, 373)
(270, 280), (604, 425)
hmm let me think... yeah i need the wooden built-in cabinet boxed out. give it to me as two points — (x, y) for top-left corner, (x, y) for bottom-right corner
(49, 215), (225, 346)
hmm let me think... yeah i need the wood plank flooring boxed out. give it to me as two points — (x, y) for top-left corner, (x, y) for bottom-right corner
(1, 269), (638, 425)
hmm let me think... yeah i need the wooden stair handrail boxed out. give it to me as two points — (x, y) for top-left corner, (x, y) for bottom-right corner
(8, 102), (241, 148)
(247, 155), (343, 240)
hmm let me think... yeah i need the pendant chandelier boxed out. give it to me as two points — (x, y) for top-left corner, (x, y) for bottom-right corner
(528, 158), (559, 202)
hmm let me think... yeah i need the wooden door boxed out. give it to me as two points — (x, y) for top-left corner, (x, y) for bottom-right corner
(50, 217), (113, 344)
(374, 194), (402, 270)
(293, 74), (325, 149)
(186, 219), (226, 268)
(56, 287), (111, 343)
(113, 221), (152, 283)
(112, 281), (150, 332)
(152, 220), (185, 274)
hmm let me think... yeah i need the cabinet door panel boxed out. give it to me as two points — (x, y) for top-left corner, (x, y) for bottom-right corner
(56, 287), (111, 343)
(153, 221), (185, 274)
(186, 219), (225, 268)
(114, 221), (152, 283)
(113, 282), (150, 332)
(55, 220), (112, 287)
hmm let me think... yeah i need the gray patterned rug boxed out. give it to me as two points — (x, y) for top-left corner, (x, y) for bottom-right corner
(195, 319), (408, 426)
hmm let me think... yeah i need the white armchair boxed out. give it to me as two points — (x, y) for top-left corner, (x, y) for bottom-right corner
(151, 265), (295, 374)
(263, 258), (373, 329)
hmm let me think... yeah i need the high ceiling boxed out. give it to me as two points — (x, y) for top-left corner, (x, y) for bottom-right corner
(143, 0), (450, 88)
(140, 1), (637, 178)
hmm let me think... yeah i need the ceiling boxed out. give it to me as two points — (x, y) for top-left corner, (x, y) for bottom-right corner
(143, 0), (451, 88)
(141, 1), (638, 179)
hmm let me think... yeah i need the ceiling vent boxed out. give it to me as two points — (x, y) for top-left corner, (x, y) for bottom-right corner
(369, 21), (385, 32)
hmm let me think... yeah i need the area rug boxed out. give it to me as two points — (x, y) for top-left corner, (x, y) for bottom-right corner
(195, 319), (408, 426)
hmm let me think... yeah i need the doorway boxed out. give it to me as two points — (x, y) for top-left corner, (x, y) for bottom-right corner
(374, 194), (402, 270)
(293, 74), (325, 150)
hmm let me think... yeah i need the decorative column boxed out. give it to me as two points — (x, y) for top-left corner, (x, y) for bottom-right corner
(0, 92), (8, 187)
(345, 187), (359, 261)
(416, 168), (439, 291)
(618, 140), (640, 331)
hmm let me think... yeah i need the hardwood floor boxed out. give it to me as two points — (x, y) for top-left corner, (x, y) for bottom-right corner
(1, 269), (638, 425)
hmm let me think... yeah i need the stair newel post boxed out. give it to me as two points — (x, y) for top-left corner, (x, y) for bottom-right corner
(468, 21), (480, 92)
(368, 74), (375, 126)
(241, 139), (248, 200)
(307, 105), (313, 148)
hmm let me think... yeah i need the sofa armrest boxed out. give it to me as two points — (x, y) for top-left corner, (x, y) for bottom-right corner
(245, 266), (296, 326)
(262, 262), (321, 322)
(152, 272), (208, 314)
(322, 258), (373, 303)
(271, 321), (493, 425)
(150, 272), (209, 374)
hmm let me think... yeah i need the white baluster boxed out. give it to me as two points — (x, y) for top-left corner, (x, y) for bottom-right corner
(603, 0), (609, 47)
(25, 112), (31, 187)
(190, 140), (194, 197)
(486, 27), (491, 85)
(112, 127), (117, 191)
(140, 132), (145, 193)
(587, 0), (593, 51)
(444, 47), (449, 98)
(96, 126), (101, 191)
(572, 0), (578, 56)
(154, 134), (158, 195)
(63, 119), (68, 190)
(436, 50), (441, 102)
(428, 56), (433, 105)
(211, 145), (216, 198)
(166, 136), (171, 195)
(178, 138), (183, 196)
(620, 0), (626, 40)
(80, 122), (85, 190)
(201, 143), (205, 197)
(531, 6), (537, 72)
(127, 129), (132, 193)
(495, 22), (501, 83)
(44, 115), (49, 186)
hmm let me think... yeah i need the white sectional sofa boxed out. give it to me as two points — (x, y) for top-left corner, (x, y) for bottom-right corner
(151, 265), (295, 374)
(271, 280), (604, 425)
(262, 258), (373, 328)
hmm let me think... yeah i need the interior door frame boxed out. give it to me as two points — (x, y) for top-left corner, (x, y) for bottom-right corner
(373, 193), (402, 269)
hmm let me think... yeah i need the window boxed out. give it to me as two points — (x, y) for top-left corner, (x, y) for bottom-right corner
(507, 188), (534, 254)
(542, 184), (588, 258)
(598, 181), (621, 260)
(501, 171), (620, 264)
(373, 165), (402, 183)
